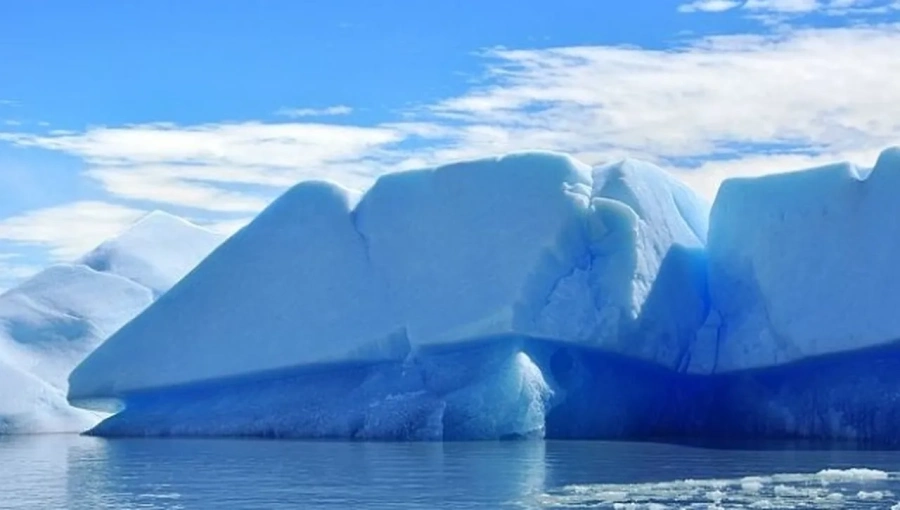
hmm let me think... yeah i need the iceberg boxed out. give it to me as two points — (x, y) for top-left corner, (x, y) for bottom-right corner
(68, 152), (710, 439)
(67, 147), (900, 444)
(677, 147), (900, 446)
(0, 212), (223, 433)
(705, 147), (900, 372)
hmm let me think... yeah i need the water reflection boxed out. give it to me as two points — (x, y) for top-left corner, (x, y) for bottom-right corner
(3, 436), (900, 509)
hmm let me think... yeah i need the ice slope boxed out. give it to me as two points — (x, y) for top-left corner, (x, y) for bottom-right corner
(705, 147), (900, 372)
(68, 152), (710, 410)
(0, 212), (223, 433)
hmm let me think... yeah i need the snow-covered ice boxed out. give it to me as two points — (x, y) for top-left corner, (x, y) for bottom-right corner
(0, 211), (222, 433)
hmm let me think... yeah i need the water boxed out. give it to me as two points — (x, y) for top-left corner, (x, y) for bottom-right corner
(3, 437), (900, 509)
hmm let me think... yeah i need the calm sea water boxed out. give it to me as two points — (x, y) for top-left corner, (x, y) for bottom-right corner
(3, 436), (900, 509)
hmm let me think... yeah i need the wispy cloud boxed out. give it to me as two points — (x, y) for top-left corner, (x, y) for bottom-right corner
(679, 0), (900, 16)
(1, 121), (407, 212)
(0, 201), (147, 260)
(743, 0), (821, 12)
(678, 0), (742, 12)
(275, 105), (353, 118)
(825, 0), (900, 14)
(423, 24), (900, 183)
(0, 100), (18, 107)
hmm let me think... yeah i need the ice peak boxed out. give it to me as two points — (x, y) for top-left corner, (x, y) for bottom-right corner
(78, 210), (224, 296)
(127, 210), (214, 238)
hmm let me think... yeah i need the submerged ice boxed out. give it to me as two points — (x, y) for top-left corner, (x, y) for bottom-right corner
(63, 146), (900, 444)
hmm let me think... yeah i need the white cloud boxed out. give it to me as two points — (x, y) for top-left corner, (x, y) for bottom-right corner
(1, 121), (406, 211)
(744, 0), (821, 12)
(0, 201), (147, 260)
(679, 0), (743, 12)
(679, 0), (900, 17)
(275, 105), (353, 118)
(825, 0), (900, 14)
(3, 120), (21, 126)
(1, 122), (397, 170)
(85, 166), (274, 212)
(424, 24), (900, 199)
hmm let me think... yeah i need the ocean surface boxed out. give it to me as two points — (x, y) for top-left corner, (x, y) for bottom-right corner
(3, 436), (900, 509)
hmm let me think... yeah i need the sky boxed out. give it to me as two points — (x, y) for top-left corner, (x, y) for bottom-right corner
(1, 0), (899, 291)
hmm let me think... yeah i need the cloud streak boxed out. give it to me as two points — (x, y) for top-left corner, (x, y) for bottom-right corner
(678, 0), (742, 12)
(424, 24), (900, 177)
(1, 121), (408, 212)
(678, 0), (900, 16)
(275, 105), (353, 118)
(0, 201), (148, 261)
(743, 0), (821, 12)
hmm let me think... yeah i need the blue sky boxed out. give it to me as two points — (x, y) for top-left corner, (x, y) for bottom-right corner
(1, 0), (899, 290)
